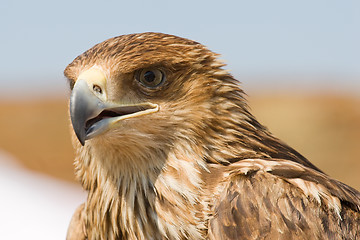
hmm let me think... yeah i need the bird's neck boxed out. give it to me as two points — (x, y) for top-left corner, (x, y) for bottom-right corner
(75, 140), (207, 239)
(201, 81), (320, 171)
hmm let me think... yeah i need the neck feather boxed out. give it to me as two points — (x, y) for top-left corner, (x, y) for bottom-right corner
(74, 139), (207, 240)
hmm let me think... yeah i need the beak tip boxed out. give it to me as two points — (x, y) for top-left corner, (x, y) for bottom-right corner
(70, 115), (86, 146)
(79, 137), (86, 146)
(74, 127), (86, 146)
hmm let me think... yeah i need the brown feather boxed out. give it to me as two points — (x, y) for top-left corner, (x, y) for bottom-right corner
(207, 159), (360, 239)
(67, 203), (86, 240)
(65, 32), (360, 239)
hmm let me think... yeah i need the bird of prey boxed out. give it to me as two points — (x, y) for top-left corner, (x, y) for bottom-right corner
(65, 32), (360, 240)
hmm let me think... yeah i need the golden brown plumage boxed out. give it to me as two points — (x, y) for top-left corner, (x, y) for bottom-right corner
(64, 32), (360, 240)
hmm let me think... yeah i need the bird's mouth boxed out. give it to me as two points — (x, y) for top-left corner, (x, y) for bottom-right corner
(85, 105), (151, 133)
(84, 104), (159, 140)
(70, 78), (159, 145)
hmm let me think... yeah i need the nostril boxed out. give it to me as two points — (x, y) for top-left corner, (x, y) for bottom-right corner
(93, 84), (102, 94)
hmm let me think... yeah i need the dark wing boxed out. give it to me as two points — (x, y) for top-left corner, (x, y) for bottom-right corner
(67, 203), (86, 240)
(207, 159), (360, 240)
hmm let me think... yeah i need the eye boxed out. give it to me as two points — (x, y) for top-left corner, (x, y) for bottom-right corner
(93, 84), (102, 94)
(138, 68), (165, 88)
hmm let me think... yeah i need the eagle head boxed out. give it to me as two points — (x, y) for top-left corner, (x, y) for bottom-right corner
(64, 32), (245, 172)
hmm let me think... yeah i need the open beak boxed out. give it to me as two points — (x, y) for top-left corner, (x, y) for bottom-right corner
(69, 69), (159, 145)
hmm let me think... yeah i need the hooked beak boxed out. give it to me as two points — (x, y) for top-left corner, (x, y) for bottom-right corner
(69, 69), (159, 145)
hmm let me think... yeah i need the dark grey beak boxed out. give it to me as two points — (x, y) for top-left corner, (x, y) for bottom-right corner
(70, 79), (107, 145)
(70, 79), (159, 146)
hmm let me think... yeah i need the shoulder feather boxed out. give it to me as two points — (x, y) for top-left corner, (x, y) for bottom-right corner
(207, 159), (360, 240)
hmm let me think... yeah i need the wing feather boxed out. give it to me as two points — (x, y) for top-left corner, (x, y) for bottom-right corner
(207, 159), (360, 239)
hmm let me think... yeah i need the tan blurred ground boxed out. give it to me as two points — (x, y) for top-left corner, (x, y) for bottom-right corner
(0, 94), (359, 189)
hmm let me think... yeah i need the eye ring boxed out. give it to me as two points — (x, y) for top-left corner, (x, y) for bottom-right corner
(93, 84), (102, 94)
(137, 68), (165, 88)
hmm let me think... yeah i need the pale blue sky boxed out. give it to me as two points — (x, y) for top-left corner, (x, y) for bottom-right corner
(1, 0), (359, 97)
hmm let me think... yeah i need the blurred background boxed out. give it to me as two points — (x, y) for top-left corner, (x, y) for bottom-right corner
(1, 0), (359, 239)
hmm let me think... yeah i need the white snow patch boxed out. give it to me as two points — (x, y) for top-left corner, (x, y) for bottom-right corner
(0, 150), (86, 240)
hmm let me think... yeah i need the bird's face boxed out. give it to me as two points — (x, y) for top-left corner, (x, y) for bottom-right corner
(65, 33), (228, 154)
(69, 66), (161, 146)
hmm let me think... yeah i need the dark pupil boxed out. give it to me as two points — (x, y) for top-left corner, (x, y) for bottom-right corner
(144, 71), (156, 83)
